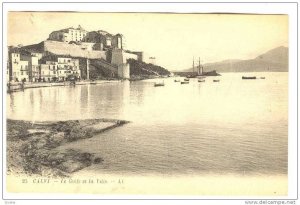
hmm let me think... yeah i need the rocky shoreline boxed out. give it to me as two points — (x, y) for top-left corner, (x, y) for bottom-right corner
(7, 119), (129, 177)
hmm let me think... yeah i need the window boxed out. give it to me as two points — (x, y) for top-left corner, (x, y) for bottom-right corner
(21, 71), (23, 75)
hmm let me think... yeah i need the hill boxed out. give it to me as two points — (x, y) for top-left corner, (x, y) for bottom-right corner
(127, 59), (170, 76)
(182, 46), (288, 73)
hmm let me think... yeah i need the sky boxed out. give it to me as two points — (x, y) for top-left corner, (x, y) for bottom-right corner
(8, 12), (288, 71)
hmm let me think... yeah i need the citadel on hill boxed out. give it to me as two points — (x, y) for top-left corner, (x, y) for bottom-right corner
(7, 25), (168, 83)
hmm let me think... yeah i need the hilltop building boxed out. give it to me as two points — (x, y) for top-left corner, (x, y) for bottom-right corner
(48, 25), (88, 43)
(82, 31), (123, 50)
(48, 26), (123, 51)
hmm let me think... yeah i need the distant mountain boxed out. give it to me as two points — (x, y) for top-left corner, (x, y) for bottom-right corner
(182, 46), (288, 73)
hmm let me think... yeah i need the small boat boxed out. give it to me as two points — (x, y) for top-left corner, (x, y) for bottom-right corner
(181, 81), (189, 84)
(260, 77), (265, 79)
(76, 81), (90, 85)
(184, 78), (190, 82)
(242, 76), (256, 80)
(51, 82), (65, 86)
(198, 79), (205, 82)
(213, 80), (220, 82)
(174, 79), (180, 82)
(154, 82), (165, 87)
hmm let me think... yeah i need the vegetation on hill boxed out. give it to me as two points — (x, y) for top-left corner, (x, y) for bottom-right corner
(127, 58), (170, 76)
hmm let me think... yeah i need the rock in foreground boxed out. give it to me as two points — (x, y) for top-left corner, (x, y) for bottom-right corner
(7, 118), (129, 177)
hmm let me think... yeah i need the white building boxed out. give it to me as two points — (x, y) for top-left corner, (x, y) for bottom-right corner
(48, 25), (88, 43)
(11, 53), (29, 82)
(57, 57), (81, 80)
(40, 64), (55, 82)
(22, 53), (43, 82)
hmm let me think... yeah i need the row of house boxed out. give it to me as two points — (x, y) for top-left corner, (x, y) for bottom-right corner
(8, 51), (81, 83)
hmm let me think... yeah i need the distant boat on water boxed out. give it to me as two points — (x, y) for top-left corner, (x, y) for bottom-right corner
(181, 81), (189, 84)
(242, 76), (256, 80)
(198, 79), (205, 82)
(187, 75), (197, 78)
(260, 77), (266, 79)
(174, 79), (180, 82)
(154, 81), (165, 87)
(213, 80), (220, 82)
(184, 78), (189, 82)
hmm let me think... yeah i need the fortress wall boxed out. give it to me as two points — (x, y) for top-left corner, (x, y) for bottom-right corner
(124, 52), (138, 61)
(111, 49), (138, 66)
(44, 41), (107, 60)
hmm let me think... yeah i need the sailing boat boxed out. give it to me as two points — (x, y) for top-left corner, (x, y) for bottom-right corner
(187, 57), (197, 78)
(197, 57), (204, 76)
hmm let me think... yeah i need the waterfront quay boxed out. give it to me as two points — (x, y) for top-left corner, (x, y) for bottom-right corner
(7, 80), (121, 92)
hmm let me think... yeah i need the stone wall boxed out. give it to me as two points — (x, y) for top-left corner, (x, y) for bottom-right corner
(44, 41), (107, 60)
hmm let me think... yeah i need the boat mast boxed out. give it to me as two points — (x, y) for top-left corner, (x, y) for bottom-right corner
(198, 57), (201, 75)
(193, 56), (195, 74)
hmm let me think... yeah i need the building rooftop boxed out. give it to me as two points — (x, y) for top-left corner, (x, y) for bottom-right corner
(51, 25), (87, 34)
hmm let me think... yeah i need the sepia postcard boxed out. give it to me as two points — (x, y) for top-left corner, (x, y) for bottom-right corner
(1, 2), (298, 204)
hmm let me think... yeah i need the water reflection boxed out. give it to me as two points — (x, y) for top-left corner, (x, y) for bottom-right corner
(6, 73), (288, 175)
(7, 73), (288, 125)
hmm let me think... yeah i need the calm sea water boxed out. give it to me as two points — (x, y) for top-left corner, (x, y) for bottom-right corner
(7, 72), (288, 176)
